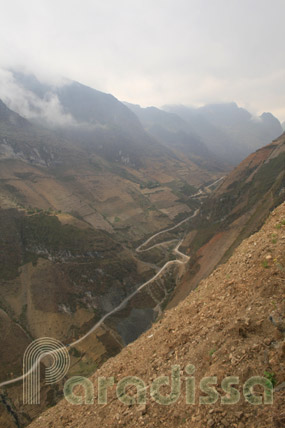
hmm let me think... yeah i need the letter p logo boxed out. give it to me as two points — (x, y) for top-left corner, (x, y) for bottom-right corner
(23, 337), (70, 404)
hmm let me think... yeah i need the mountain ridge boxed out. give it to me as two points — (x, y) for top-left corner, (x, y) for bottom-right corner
(163, 103), (283, 164)
(169, 133), (285, 306)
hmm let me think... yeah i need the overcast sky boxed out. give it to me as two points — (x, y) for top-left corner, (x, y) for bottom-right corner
(0, 0), (284, 121)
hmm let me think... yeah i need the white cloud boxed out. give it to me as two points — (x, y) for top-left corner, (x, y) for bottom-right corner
(0, 0), (284, 121)
(0, 69), (75, 126)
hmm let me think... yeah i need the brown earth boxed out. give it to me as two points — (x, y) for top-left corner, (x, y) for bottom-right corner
(28, 202), (285, 428)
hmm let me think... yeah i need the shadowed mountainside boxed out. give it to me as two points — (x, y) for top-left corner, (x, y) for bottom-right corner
(164, 103), (283, 164)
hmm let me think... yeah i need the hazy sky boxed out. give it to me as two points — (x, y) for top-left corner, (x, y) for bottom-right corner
(0, 0), (284, 121)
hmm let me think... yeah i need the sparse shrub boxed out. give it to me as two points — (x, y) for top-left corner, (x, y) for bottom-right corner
(264, 371), (276, 387)
(262, 260), (269, 269)
(69, 347), (82, 358)
(180, 182), (197, 196)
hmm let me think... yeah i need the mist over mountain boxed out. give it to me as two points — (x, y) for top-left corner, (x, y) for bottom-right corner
(124, 101), (283, 167)
(123, 102), (218, 164)
(1, 70), (172, 168)
(9, 70), (145, 131)
(199, 103), (282, 150)
(0, 98), (31, 129)
(0, 69), (282, 169)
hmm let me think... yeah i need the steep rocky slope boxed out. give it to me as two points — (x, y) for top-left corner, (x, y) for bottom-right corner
(28, 202), (285, 428)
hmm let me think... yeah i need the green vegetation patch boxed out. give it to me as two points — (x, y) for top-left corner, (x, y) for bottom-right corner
(0, 208), (119, 280)
(21, 213), (115, 255)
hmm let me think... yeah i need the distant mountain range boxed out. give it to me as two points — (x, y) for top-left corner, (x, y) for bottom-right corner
(125, 102), (283, 165)
(124, 102), (209, 156)
(163, 103), (283, 164)
(1, 70), (283, 167)
(7, 71), (223, 170)
(8, 71), (165, 168)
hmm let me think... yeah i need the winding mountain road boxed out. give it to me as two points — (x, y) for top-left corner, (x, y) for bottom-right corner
(136, 209), (199, 252)
(0, 209), (199, 388)
(67, 209), (199, 347)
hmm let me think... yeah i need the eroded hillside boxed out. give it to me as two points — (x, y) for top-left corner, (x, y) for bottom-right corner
(170, 133), (285, 306)
(28, 202), (285, 428)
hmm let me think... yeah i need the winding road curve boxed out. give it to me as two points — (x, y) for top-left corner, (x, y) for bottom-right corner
(0, 210), (199, 388)
(190, 176), (225, 199)
(136, 209), (199, 252)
